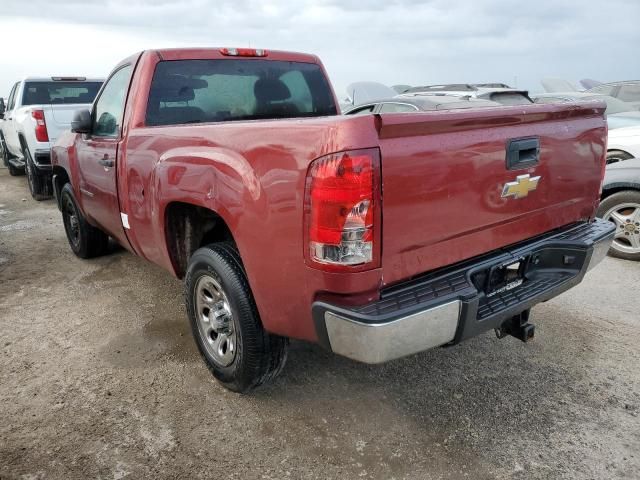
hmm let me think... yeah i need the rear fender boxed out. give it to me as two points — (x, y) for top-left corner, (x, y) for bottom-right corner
(144, 147), (261, 276)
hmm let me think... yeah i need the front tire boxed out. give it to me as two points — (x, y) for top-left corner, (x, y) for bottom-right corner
(597, 190), (640, 261)
(0, 132), (10, 167)
(7, 161), (24, 176)
(60, 183), (110, 258)
(185, 243), (288, 393)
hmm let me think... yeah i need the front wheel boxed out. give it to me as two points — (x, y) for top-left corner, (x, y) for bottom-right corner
(597, 190), (640, 261)
(60, 183), (110, 258)
(185, 243), (288, 393)
(7, 161), (24, 176)
(0, 132), (10, 167)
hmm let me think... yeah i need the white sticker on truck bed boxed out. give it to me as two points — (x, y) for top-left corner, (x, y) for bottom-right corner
(120, 213), (130, 229)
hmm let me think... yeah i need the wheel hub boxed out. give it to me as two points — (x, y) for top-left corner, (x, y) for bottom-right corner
(194, 275), (237, 367)
(606, 202), (640, 254)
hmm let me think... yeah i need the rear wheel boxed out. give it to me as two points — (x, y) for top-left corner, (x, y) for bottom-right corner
(185, 243), (288, 393)
(22, 140), (52, 201)
(597, 190), (640, 261)
(60, 183), (110, 258)
(606, 150), (634, 165)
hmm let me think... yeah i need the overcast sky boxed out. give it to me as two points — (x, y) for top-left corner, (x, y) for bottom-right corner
(0, 0), (638, 99)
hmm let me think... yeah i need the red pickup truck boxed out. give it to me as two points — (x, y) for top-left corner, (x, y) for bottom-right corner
(51, 48), (614, 392)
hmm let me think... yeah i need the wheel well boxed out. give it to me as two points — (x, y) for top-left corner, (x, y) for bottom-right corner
(601, 184), (640, 200)
(606, 149), (633, 160)
(18, 134), (27, 150)
(165, 202), (235, 278)
(52, 166), (70, 209)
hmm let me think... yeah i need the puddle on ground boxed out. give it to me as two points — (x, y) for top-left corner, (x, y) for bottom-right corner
(99, 315), (196, 369)
(142, 316), (196, 363)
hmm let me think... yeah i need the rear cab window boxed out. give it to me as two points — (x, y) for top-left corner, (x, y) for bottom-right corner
(22, 81), (103, 105)
(145, 59), (337, 126)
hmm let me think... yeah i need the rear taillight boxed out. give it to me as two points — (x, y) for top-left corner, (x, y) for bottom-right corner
(304, 148), (381, 271)
(32, 110), (49, 142)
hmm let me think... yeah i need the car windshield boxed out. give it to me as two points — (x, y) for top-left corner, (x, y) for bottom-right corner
(146, 59), (337, 126)
(22, 81), (102, 105)
(584, 95), (633, 114)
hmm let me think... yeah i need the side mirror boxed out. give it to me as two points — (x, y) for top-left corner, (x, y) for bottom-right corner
(71, 109), (91, 134)
(0, 98), (5, 117)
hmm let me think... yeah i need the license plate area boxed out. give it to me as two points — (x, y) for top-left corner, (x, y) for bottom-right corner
(484, 256), (528, 297)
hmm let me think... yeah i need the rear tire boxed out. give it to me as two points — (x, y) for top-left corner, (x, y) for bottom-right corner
(60, 183), (110, 258)
(185, 243), (288, 393)
(22, 141), (52, 201)
(597, 190), (640, 261)
(606, 150), (634, 165)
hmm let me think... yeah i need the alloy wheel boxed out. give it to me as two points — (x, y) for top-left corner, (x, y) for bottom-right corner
(604, 202), (640, 254)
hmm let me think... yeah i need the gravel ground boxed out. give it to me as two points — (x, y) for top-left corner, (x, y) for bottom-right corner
(1, 166), (639, 480)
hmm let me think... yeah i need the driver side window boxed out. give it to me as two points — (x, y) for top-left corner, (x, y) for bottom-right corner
(6, 82), (19, 110)
(93, 65), (132, 137)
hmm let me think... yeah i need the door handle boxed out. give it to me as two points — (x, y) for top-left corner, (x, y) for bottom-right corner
(98, 154), (114, 168)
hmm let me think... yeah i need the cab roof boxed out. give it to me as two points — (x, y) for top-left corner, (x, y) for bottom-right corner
(152, 48), (320, 64)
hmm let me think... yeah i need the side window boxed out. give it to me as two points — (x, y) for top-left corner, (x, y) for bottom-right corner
(533, 97), (563, 104)
(6, 82), (19, 110)
(379, 103), (419, 113)
(93, 65), (132, 137)
(589, 85), (614, 96)
(617, 84), (640, 102)
(347, 105), (375, 115)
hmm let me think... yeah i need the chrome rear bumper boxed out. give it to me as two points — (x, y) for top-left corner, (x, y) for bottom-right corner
(313, 219), (614, 364)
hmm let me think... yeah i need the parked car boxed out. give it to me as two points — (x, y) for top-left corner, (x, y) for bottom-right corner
(345, 81), (397, 107)
(532, 92), (640, 129)
(540, 78), (579, 93)
(0, 77), (103, 199)
(52, 47), (613, 393)
(586, 80), (640, 110)
(532, 93), (640, 164)
(398, 84), (533, 105)
(344, 95), (500, 115)
(607, 126), (640, 164)
(597, 158), (640, 261)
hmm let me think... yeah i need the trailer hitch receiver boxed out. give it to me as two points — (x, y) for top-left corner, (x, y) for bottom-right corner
(495, 310), (535, 342)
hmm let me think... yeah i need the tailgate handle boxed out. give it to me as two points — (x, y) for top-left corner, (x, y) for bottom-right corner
(506, 137), (539, 170)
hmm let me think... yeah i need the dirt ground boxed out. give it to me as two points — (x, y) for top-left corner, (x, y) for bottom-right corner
(0, 166), (639, 480)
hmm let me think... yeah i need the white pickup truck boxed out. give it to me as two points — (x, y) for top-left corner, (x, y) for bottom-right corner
(0, 77), (103, 200)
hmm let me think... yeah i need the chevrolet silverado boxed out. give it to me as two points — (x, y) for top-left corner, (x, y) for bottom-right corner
(51, 48), (614, 392)
(0, 77), (103, 200)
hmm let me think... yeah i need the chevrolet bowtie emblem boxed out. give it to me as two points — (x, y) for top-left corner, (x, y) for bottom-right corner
(501, 174), (541, 199)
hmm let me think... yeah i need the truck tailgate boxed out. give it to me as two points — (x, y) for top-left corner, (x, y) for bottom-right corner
(43, 104), (91, 143)
(378, 102), (607, 286)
